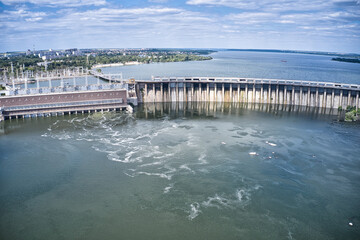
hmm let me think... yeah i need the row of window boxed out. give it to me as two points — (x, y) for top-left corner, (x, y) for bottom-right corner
(1, 91), (123, 104)
(4, 99), (124, 111)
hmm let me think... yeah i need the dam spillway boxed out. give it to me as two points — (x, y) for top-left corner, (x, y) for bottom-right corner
(136, 77), (360, 110)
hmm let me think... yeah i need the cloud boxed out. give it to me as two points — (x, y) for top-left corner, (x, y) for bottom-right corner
(186, 0), (358, 12)
(0, 0), (106, 7)
(0, 9), (47, 19)
(0, 0), (359, 52)
(148, 0), (168, 3)
(25, 17), (42, 21)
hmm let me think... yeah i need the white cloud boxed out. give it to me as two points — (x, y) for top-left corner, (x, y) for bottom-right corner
(0, 9), (47, 19)
(148, 0), (168, 3)
(0, 1), (359, 52)
(0, 0), (106, 7)
(186, 0), (355, 12)
(25, 17), (42, 21)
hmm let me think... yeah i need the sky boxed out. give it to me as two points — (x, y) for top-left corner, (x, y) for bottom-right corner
(0, 0), (359, 53)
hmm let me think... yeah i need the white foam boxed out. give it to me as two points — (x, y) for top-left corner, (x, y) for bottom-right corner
(180, 164), (195, 174)
(140, 161), (164, 167)
(123, 172), (135, 178)
(202, 194), (231, 209)
(153, 152), (175, 159)
(136, 171), (172, 180)
(236, 189), (250, 202)
(266, 141), (277, 147)
(187, 134), (199, 147)
(188, 202), (201, 220)
(287, 230), (294, 240)
(198, 153), (208, 165)
(249, 152), (258, 156)
(163, 183), (174, 194)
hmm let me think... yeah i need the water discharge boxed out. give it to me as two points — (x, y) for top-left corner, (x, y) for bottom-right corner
(1, 102), (359, 239)
(1, 49), (360, 239)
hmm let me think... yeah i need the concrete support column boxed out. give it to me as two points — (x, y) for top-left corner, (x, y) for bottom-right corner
(340, 90), (343, 108)
(152, 84), (155, 103)
(214, 84), (217, 102)
(276, 85), (279, 105)
(184, 84), (187, 102)
(230, 84), (233, 102)
(191, 83), (194, 102)
(260, 84), (263, 104)
(300, 87), (303, 106)
(307, 88), (311, 107)
(245, 84), (248, 103)
(268, 85), (271, 104)
(348, 91), (351, 106)
(176, 83), (179, 102)
(315, 88), (319, 107)
(237, 84), (240, 102)
(207, 83), (209, 102)
(199, 83), (202, 102)
(284, 87), (287, 105)
(253, 84), (256, 103)
(144, 83), (147, 102)
(292, 87), (295, 105)
(168, 83), (171, 102)
(222, 83), (225, 102)
(331, 89), (335, 109)
(322, 89), (326, 108)
(160, 83), (163, 102)
(356, 92), (359, 111)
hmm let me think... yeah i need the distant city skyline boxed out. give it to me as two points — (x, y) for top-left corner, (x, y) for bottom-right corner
(1, 0), (359, 53)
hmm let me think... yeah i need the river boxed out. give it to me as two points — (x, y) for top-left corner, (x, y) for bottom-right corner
(1, 51), (360, 240)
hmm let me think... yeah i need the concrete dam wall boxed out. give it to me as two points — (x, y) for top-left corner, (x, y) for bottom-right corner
(136, 77), (360, 110)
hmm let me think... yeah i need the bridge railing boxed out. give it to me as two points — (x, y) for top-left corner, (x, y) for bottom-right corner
(145, 77), (360, 90)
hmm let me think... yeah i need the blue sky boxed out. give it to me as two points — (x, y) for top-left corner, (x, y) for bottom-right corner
(0, 0), (359, 53)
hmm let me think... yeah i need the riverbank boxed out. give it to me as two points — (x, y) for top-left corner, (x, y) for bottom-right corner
(92, 61), (142, 68)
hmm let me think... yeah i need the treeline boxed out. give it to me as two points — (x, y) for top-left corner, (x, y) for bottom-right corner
(0, 52), (213, 74)
(0, 55), (43, 72)
(332, 58), (360, 64)
(48, 54), (212, 70)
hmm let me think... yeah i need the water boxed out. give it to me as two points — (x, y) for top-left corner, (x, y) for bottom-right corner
(101, 51), (360, 84)
(1, 103), (360, 239)
(1, 51), (360, 239)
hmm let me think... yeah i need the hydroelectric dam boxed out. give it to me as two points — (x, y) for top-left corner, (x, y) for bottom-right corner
(136, 77), (359, 111)
(1, 74), (360, 121)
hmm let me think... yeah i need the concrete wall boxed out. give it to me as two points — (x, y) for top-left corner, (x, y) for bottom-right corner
(0, 89), (127, 108)
(138, 82), (360, 110)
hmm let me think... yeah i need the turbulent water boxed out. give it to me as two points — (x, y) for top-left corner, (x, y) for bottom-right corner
(1, 103), (360, 240)
(1, 51), (360, 239)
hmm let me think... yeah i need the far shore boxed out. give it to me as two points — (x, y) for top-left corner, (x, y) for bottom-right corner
(92, 61), (142, 69)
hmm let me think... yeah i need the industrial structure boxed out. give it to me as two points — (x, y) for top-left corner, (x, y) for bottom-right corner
(1, 74), (360, 121)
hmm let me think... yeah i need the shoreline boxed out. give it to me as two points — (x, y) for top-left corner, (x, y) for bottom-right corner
(92, 61), (142, 69)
